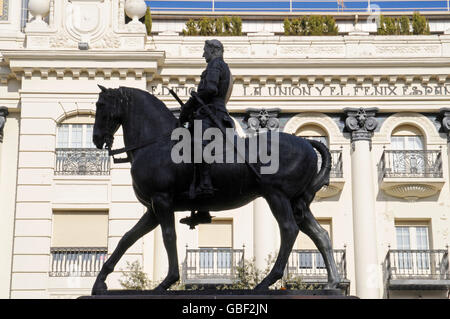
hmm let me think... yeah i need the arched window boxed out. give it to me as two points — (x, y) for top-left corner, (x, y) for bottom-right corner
(296, 125), (330, 172)
(389, 125), (426, 176)
(295, 124), (329, 147)
(57, 115), (96, 149)
(391, 125), (424, 151)
(55, 115), (110, 175)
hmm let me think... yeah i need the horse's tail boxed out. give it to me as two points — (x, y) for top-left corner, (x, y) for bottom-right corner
(308, 139), (332, 194)
(291, 139), (331, 224)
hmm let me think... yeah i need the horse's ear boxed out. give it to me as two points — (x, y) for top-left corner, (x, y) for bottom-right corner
(98, 85), (107, 92)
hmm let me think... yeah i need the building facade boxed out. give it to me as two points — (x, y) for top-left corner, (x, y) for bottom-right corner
(0, 0), (449, 299)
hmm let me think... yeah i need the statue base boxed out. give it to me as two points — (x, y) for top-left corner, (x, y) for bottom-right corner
(79, 289), (357, 299)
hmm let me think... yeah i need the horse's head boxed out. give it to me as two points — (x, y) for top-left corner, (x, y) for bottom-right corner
(93, 85), (125, 149)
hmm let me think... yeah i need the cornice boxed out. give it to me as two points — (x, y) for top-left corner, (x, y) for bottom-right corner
(1, 50), (166, 80)
(1, 50), (165, 63)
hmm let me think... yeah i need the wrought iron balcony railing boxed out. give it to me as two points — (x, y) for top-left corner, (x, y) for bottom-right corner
(315, 149), (343, 178)
(386, 249), (449, 281)
(284, 249), (347, 282)
(330, 150), (343, 178)
(379, 150), (443, 179)
(49, 247), (108, 277)
(55, 148), (110, 175)
(182, 247), (244, 285)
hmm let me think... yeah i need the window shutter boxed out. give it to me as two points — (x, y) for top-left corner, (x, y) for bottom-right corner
(52, 212), (108, 247)
(198, 220), (232, 248)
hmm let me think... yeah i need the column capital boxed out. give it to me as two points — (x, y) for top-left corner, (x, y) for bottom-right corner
(344, 107), (379, 143)
(244, 108), (281, 135)
(0, 106), (9, 143)
(439, 108), (450, 134)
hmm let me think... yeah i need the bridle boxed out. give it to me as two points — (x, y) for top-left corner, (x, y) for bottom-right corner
(100, 89), (174, 164)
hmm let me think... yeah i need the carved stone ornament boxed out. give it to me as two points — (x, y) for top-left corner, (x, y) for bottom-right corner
(344, 107), (379, 144)
(244, 108), (281, 133)
(439, 108), (450, 140)
(0, 106), (9, 143)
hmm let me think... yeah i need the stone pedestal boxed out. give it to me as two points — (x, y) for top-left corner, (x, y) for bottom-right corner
(79, 288), (356, 299)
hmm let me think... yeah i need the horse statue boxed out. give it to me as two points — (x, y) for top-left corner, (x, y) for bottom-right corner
(91, 85), (341, 294)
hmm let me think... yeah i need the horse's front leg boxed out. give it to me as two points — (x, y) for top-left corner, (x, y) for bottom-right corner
(152, 193), (180, 291)
(92, 209), (159, 295)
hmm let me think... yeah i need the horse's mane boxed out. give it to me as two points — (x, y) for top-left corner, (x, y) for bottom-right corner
(103, 86), (177, 121)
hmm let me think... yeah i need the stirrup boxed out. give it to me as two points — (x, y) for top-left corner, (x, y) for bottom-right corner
(180, 212), (213, 229)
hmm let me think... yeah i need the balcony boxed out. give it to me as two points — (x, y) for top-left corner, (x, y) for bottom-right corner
(49, 247), (108, 277)
(55, 148), (110, 175)
(379, 150), (445, 200)
(385, 249), (450, 290)
(283, 249), (350, 292)
(181, 248), (244, 286)
(316, 149), (345, 199)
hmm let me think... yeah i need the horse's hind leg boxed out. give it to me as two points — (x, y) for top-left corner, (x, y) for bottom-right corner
(297, 206), (341, 289)
(152, 193), (180, 291)
(92, 208), (159, 295)
(254, 192), (299, 290)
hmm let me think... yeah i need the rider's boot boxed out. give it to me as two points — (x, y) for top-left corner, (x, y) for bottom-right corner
(195, 163), (217, 198)
(180, 210), (212, 229)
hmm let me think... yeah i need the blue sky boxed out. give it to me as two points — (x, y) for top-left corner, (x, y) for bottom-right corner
(145, 1), (450, 12)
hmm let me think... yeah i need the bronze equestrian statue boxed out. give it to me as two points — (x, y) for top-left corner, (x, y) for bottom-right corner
(90, 41), (341, 295)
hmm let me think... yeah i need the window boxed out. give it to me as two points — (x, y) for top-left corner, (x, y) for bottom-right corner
(390, 125), (425, 175)
(57, 124), (96, 149)
(55, 115), (110, 175)
(198, 219), (233, 270)
(395, 223), (430, 271)
(295, 220), (331, 271)
(50, 212), (108, 277)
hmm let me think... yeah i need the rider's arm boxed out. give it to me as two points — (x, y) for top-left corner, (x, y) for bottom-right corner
(197, 65), (220, 101)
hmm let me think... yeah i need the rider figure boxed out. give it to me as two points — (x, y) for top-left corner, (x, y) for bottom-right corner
(179, 39), (234, 226)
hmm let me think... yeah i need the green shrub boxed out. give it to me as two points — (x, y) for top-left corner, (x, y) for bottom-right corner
(119, 261), (151, 290)
(231, 16), (242, 36)
(378, 13), (430, 35)
(182, 16), (242, 36)
(144, 7), (152, 36)
(283, 15), (339, 36)
(324, 15), (339, 35)
(182, 19), (198, 36)
(399, 16), (410, 35)
(412, 11), (430, 35)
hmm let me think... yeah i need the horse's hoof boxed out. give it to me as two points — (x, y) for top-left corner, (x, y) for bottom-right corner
(92, 281), (108, 295)
(153, 285), (167, 293)
(325, 279), (340, 289)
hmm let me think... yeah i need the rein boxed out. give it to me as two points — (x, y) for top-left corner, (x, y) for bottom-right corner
(107, 131), (174, 164)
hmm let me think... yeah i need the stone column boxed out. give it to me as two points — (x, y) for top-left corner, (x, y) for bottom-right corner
(253, 198), (279, 271)
(344, 107), (380, 299)
(245, 108), (281, 271)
